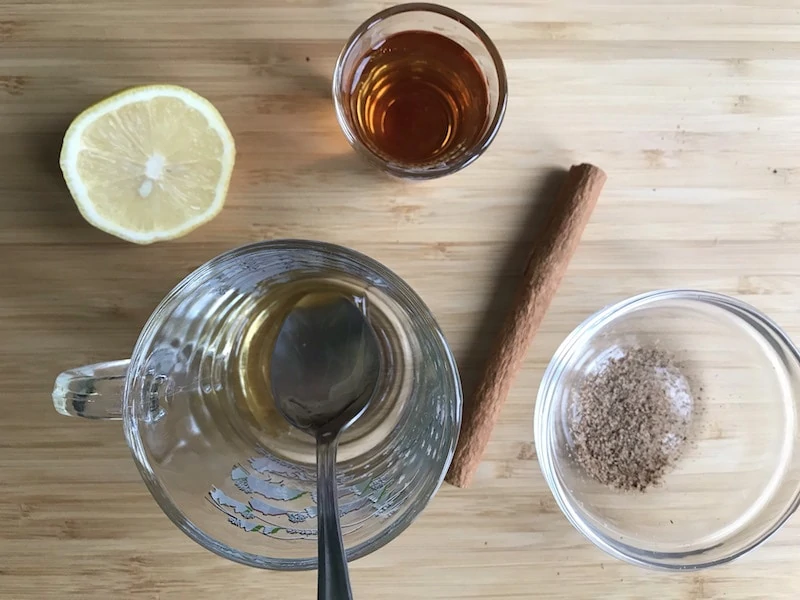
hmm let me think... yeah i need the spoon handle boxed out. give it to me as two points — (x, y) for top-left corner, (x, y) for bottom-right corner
(316, 435), (353, 600)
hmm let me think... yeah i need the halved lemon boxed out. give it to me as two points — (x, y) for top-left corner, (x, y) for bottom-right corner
(60, 85), (236, 244)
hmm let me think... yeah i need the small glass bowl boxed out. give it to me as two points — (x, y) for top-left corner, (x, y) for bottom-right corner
(535, 289), (800, 570)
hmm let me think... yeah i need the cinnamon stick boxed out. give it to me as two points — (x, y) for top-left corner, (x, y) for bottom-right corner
(446, 163), (607, 488)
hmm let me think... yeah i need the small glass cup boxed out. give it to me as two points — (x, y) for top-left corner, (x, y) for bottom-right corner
(333, 3), (508, 180)
(51, 240), (462, 569)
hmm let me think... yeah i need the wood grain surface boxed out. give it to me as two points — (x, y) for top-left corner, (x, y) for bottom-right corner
(2, 1), (800, 598)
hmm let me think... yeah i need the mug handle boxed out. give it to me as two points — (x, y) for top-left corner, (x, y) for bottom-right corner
(52, 360), (129, 420)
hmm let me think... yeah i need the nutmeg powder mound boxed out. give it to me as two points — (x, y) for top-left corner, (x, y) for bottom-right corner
(568, 346), (694, 492)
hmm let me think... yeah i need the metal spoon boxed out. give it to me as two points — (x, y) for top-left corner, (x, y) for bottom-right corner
(270, 295), (381, 600)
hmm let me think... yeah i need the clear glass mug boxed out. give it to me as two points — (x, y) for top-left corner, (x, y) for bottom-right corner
(51, 240), (462, 569)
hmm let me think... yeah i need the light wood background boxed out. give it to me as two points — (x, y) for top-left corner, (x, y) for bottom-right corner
(2, 0), (800, 598)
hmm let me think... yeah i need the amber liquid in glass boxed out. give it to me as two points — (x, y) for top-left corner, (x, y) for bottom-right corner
(346, 30), (490, 167)
(221, 275), (410, 464)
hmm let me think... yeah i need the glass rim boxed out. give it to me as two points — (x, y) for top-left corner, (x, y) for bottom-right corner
(332, 2), (508, 180)
(123, 239), (463, 569)
(534, 288), (800, 570)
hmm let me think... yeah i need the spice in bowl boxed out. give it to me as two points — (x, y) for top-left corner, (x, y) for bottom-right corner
(568, 346), (695, 492)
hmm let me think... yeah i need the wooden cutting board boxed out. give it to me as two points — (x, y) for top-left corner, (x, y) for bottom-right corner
(2, 1), (800, 598)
